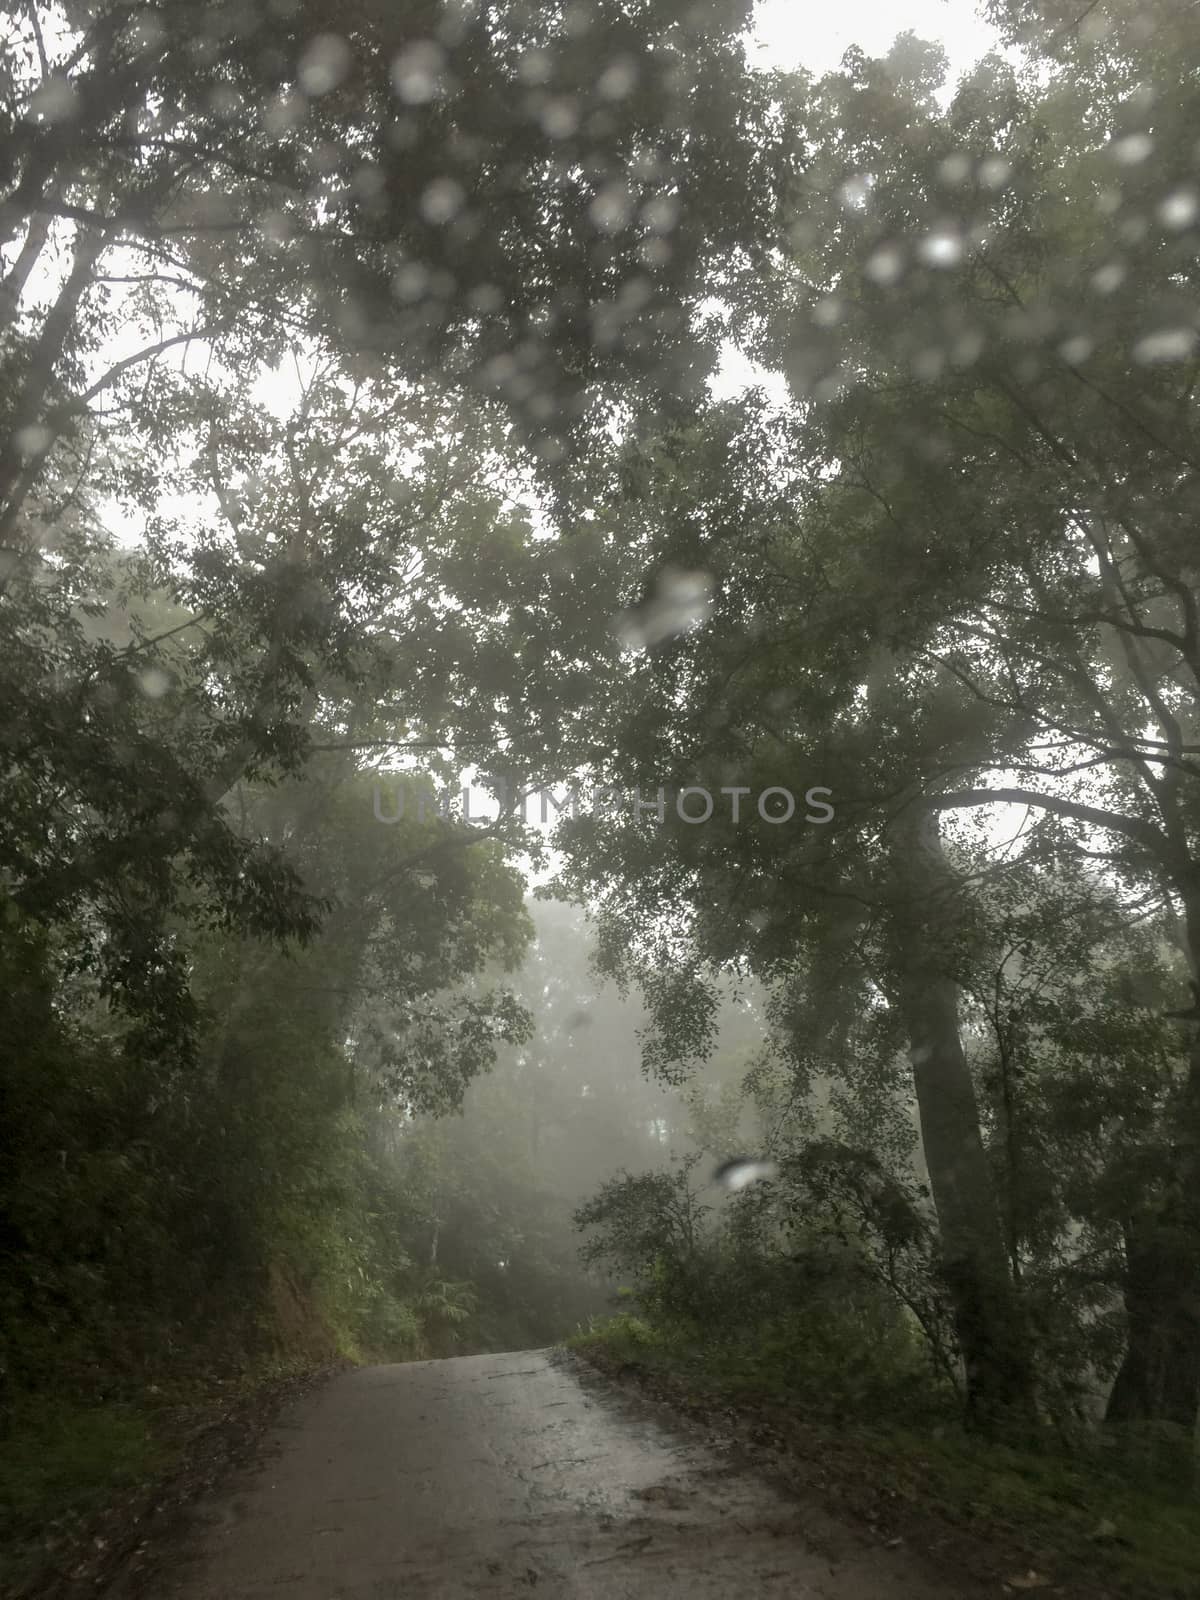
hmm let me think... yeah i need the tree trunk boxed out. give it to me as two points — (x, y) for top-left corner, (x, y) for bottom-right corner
(1106, 1220), (1200, 1428)
(1106, 870), (1200, 1459)
(887, 805), (1037, 1431)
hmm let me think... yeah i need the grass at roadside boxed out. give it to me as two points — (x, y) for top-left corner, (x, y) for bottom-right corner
(0, 1357), (332, 1598)
(568, 1313), (1200, 1600)
(0, 1396), (166, 1590)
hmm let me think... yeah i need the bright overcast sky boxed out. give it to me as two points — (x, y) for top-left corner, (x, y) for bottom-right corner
(751, 0), (1001, 82)
(710, 0), (1004, 402)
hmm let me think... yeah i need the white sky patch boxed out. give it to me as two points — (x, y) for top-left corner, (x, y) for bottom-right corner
(751, 0), (1000, 88)
(710, 1), (1003, 404)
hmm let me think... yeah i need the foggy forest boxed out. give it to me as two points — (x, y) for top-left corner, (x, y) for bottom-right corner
(1, 2), (1199, 1596)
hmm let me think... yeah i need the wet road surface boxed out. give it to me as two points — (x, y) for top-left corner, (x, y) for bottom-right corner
(128, 1349), (973, 1598)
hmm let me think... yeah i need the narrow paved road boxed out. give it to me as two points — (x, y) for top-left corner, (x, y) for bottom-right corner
(122, 1350), (972, 1599)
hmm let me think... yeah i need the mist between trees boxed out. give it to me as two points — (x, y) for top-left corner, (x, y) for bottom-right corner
(2, 0), (1200, 1588)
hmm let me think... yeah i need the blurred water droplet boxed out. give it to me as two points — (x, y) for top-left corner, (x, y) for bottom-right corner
(714, 1157), (778, 1191)
(391, 41), (445, 104)
(590, 183), (633, 234)
(129, 8), (167, 49)
(535, 434), (567, 463)
(468, 282), (504, 313)
(812, 295), (844, 328)
(1109, 132), (1153, 165)
(937, 154), (971, 186)
(517, 47), (553, 85)
(598, 57), (638, 99)
(481, 352), (517, 387)
(1079, 9), (1112, 42)
(298, 34), (352, 96)
(1058, 335), (1093, 365)
(15, 425), (53, 457)
(138, 667), (171, 699)
(1133, 327), (1196, 364)
(263, 90), (306, 135)
(1092, 262), (1125, 294)
(918, 231), (962, 267)
(839, 173), (873, 209)
(613, 568), (714, 650)
(541, 98), (579, 138)
(352, 163), (386, 202)
(1158, 188), (1198, 230)
(642, 194), (680, 234)
(30, 76), (79, 123)
(865, 245), (904, 285)
(208, 84), (242, 118)
(564, 1010), (592, 1031)
(978, 156), (1012, 189)
(421, 178), (464, 224)
(392, 262), (429, 300)
(913, 346), (945, 380)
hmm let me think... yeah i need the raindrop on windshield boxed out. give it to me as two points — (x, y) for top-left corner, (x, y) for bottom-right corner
(391, 41), (446, 104)
(713, 1157), (778, 1192)
(612, 568), (714, 650)
(297, 34), (352, 96)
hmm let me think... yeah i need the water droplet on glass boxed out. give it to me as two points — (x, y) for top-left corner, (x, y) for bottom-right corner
(421, 178), (465, 224)
(597, 58), (638, 99)
(812, 295), (844, 328)
(978, 156), (1012, 189)
(298, 34), (352, 96)
(391, 41), (445, 104)
(541, 98), (579, 138)
(613, 568), (714, 650)
(392, 262), (429, 300)
(1109, 131), (1153, 165)
(30, 76), (79, 123)
(517, 47), (553, 85)
(1058, 335), (1093, 365)
(1092, 262), (1125, 294)
(937, 154), (971, 186)
(918, 231), (962, 268)
(865, 245), (904, 285)
(913, 347), (945, 380)
(838, 173), (873, 210)
(468, 282), (504, 313)
(123, 9), (166, 52)
(713, 1157), (778, 1192)
(208, 84), (242, 118)
(642, 194), (680, 234)
(263, 90), (306, 135)
(590, 183), (633, 234)
(138, 667), (171, 698)
(1133, 327), (1196, 364)
(15, 425), (53, 457)
(1158, 188), (1198, 230)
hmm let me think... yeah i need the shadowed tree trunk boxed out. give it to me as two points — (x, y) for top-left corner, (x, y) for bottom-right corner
(886, 805), (1037, 1432)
